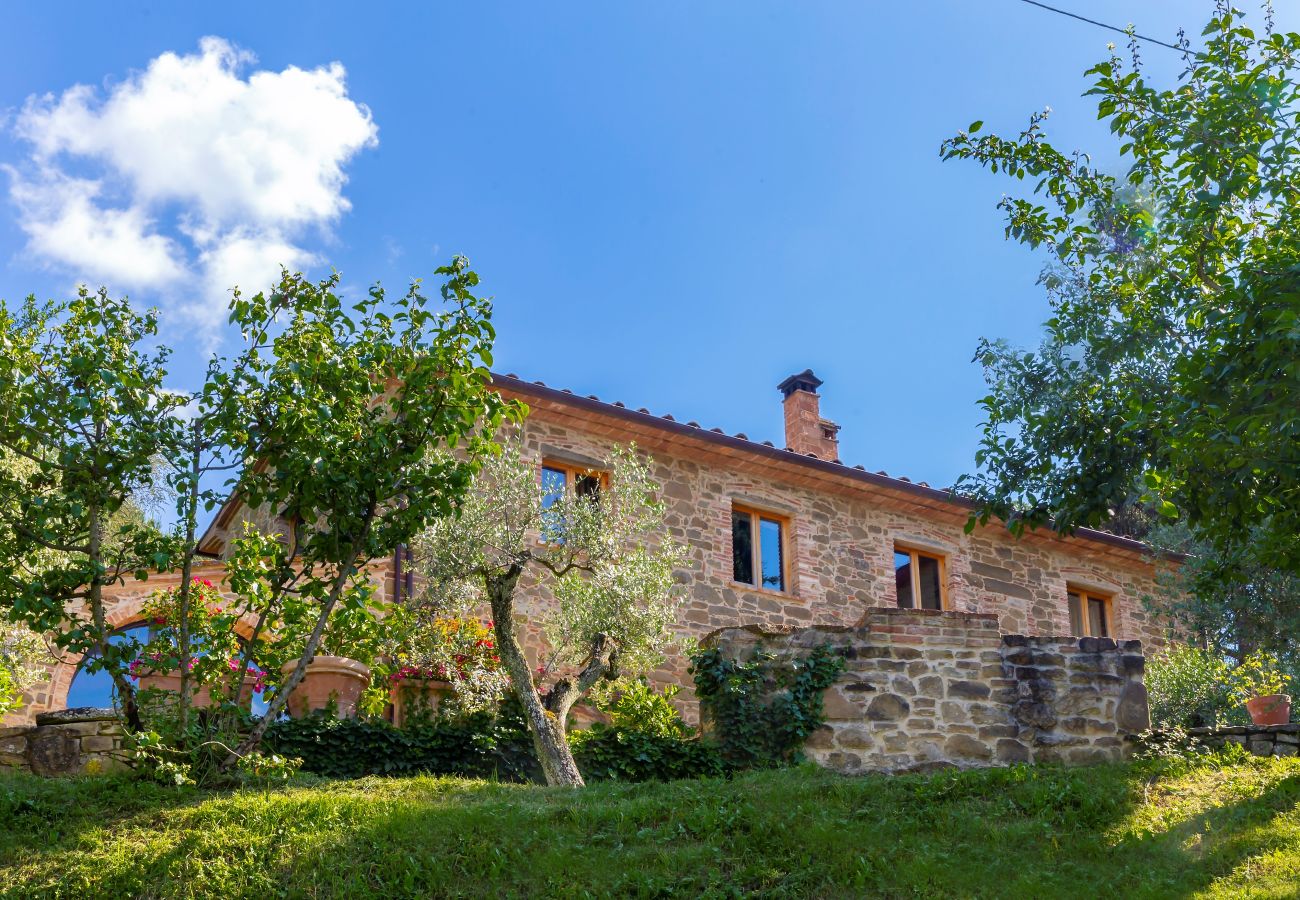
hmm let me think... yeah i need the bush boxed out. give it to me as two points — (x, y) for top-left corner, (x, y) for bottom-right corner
(1146, 645), (1241, 729)
(264, 708), (537, 781)
(571, 726), (725, 782)
(591, 678), (691, 738)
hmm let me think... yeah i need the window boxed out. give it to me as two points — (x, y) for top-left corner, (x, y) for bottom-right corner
(65, 624), (150, 710)
(63, 623), (272, 717)
(1068, 588), (1112, 638)
(894, 545), (946, 610)
(731, 505), (787, 592)
(540, 461), (605, 541)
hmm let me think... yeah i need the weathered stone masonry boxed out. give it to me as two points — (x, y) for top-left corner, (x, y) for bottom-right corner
(0, 708), (126, 777)
(705, 609), (1150, 773)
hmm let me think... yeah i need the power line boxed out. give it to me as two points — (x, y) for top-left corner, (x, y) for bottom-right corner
(1015, 0), (1186, 53)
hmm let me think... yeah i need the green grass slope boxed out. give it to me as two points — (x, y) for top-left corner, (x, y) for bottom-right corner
(2, 756), (1298, 898)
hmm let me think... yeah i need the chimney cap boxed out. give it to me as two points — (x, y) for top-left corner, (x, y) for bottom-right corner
(777, 369), (823, 399)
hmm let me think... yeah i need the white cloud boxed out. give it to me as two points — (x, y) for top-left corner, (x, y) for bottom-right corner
(6, 37), (377, 335)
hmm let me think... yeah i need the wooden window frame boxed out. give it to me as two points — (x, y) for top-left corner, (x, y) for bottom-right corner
(1067, 587), (1114, 638)
(538, 460), (608, 544)
(730, 503), (791, 595)
(540, 460), (609, 497)
(893, 543), (949, 611)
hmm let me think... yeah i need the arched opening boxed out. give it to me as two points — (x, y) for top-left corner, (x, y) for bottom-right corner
(64, 623), (149, 709)
(62, 622), (270, 717)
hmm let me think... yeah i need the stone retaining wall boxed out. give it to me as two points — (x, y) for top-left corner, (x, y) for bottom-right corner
(0, 708), (127, 777)
(703, 608), (1150, 774)
(1187, 724), (1300, 757)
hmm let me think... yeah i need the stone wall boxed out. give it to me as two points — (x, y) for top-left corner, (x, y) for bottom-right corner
(0, 708), (127, 776)
(703, 608), (1150, 773)
(1187, 724), (1300, 757)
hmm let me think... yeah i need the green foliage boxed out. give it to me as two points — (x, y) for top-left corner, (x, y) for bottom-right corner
(264, 712), (505, 780)
(1146, 644), (1239, 729)
(5, 757), (1300, 896)
(691, 643), (845, 769)
(0, 289), (185, 726)
(1229, 650), (1293, 702)
(941, 6), (1300, 583)
(218, 260), (513, 756)
(570, 726), (725, 782)
(590, 678), (691, 738)
(414, 440), (687, 786)
(263, 696), (542, 783)
(0, 621), (47, 717)
(572, 679), (724, 782)
(1145, 519), (1300, 662)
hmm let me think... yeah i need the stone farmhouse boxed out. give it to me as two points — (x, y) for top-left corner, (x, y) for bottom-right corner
(6, 369), (1178, 728)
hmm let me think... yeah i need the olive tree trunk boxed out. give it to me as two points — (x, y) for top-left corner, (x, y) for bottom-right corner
(487, 568), (616, 787)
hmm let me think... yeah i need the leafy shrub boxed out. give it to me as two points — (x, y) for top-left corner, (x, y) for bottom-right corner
(570, 726), (725, 782)
(691, 643), (845, 769)
(591, 678), (691, 738)
(1146, 645), (1240, 729)
(264, 708), (538, 781)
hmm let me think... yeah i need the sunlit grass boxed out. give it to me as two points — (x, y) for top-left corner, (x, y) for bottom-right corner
(2, 755), (1298, 898)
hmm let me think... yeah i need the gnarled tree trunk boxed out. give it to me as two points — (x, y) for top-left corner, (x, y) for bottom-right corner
(487, 569), (616, 787)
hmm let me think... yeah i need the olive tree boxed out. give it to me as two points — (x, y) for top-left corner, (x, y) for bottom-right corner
(413, 440), (686, 787)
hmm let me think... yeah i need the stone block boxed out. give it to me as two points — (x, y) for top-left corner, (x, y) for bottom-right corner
(945, 734), (993, 761)
(940, 701), (970, 723)
(805, 725), (835, 750)
(1274, 743), (1297, 757)
(1249, 740), (1275, 757)
(948, 680), (991, 700)
(996, 739), (1030, 763)
(977, 724), (1019, 740)
(836, 728), (873, 750)
(27, 727), (81, 777)
(34, 707), (118, 726)
(0, 733), (29, 756)
(866, 694), (910, 722)
(822, 690), (867, 720)
(1115, 681), (1151, 734)
(80, 735), (117, 753)
(841, 681), (877, 694)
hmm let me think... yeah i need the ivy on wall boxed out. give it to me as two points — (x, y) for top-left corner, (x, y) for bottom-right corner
(691, 643), (845, 769)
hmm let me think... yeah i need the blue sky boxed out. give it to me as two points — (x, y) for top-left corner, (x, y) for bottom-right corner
(1, 2), (1289, 502)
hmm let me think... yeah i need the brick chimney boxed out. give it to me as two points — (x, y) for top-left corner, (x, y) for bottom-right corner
(777, 369), (840, 460)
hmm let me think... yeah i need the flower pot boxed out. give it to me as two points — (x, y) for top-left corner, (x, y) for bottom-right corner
(136, 670), (258, 710)
(1245, 693), (1292, 726)
(389, 678), (453, 727)
(280, 656), (371, 719)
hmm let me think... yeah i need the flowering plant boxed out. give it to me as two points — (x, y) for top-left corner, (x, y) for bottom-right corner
(131, 577), (267, 699)
(1229, 651), (1292, 703)
(383, 613), (508, 712)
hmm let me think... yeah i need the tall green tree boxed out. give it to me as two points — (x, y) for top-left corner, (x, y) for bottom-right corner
(0, 291), (184, 729)
(942, 4), (1300, 585)
(221, 259), (512, 762)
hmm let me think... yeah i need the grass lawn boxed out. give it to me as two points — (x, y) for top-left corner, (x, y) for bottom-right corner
(2, 755), (1299, 898)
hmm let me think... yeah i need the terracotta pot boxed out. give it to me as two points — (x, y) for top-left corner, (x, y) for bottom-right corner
(388, 678), (453, 727)
(136, 670), (258, 709)
(1245, 693), (1292, 726)
(280, 656), (371, 719)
